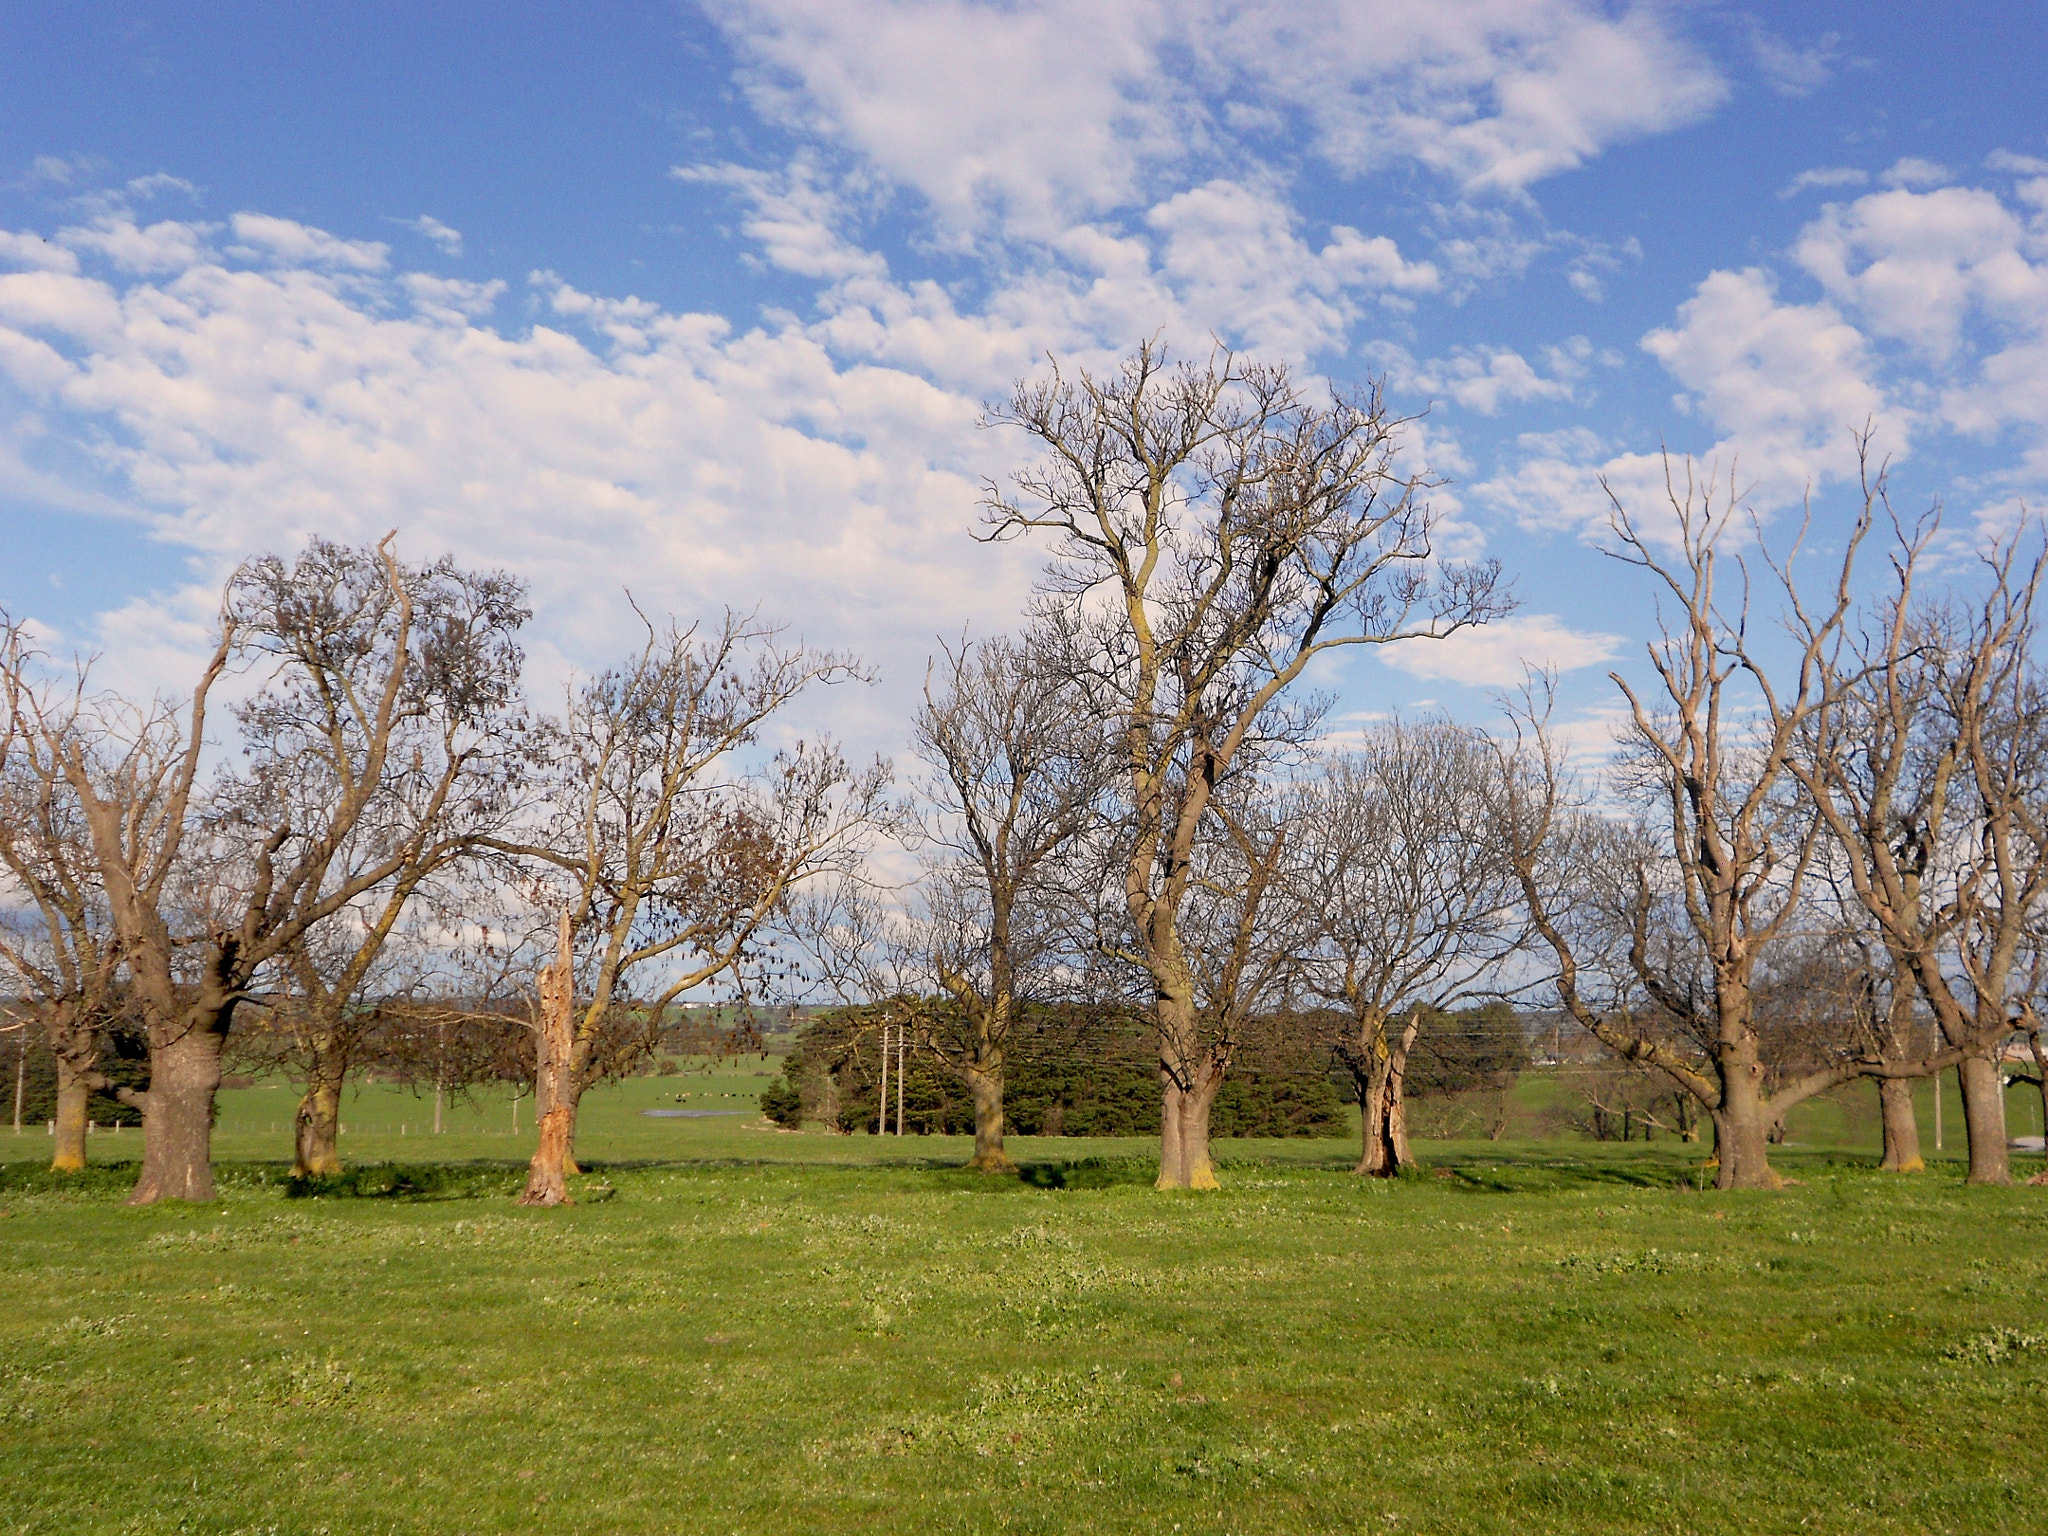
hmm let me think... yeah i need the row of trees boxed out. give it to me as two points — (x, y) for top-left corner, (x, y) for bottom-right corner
(2, 345), (2043, 1201)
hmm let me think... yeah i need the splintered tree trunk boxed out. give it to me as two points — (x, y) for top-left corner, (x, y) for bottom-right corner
(1956, 1052), (2011, 1185)
(128, 1023), (222, 1205)
(50, 1054), (91, 1172)
(1877, 1076), (1925, 1172)
(1355, 1013), (1421, 1177)
(292, 1032), (346, 1179)
(965, 1061), (1013, 1174)
(520, 915), (580, 1207)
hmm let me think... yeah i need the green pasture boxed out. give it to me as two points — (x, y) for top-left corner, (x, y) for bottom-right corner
(4, 1068), (2047, 1535)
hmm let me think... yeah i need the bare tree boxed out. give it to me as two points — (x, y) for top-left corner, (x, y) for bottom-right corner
(0, 535), (508, 1203)
(218, 540), (529, 1177)
(492, 609), (888, 1206)
(983, 341), (1509, 1188)
(1291, 720), (1526, 1176)
(0, 618), (126, 1171)
(907, 631), (1104, 1172)
(1494, 453), (1964, 1189)
(1786, 473), (2047, 1183)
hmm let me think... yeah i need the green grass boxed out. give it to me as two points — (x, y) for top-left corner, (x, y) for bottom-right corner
(4, 1072), (2047, 1535)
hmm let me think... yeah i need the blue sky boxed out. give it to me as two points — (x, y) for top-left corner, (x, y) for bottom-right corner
(2, 1), (2045, 756)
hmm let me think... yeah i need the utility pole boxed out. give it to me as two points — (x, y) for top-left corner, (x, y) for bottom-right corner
(876, 1020), (889, 1136)
(896, 1022), (905, 1136)
(1934, 1069), (1943, 1152)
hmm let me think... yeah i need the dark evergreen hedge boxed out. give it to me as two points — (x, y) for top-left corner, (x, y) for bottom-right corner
(760, 1004), (1346, 1138)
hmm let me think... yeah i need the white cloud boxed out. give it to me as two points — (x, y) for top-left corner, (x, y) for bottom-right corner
(1480, 266), (1899, 542)
(1212, 0), (1725, 194)
(1371, 341), (1575, 415)
(707, 0), (1181, 240)
(57, 217), (214, 274)
(1378, 612), (1624, 687)
(0, 218), (1042, 750)
(1641, 266), (1893, 487)
(227, 213), (388, 271)
(1144, 180), (1437, 359)
(406, 215), (464, 256)
(1878, 157), (1951, 189)
(707, 0), (1727, 247)
(1794, 186), (2043, 360)
(0, 230), (78, 273)
(1792, 183), (2048, 481)
(675, 158), (888, 283)
(402, 273), (505, 322)
(1780, 166), (1868, 199)
(1746, 23), (1841, 98)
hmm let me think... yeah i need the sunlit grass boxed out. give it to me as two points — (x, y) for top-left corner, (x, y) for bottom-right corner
(4, 1090), (2046, 1534)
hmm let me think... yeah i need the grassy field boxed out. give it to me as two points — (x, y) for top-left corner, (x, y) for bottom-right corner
(4, 1068), (2047, 1535)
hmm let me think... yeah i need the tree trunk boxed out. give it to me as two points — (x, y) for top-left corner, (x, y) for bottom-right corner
(1711, 1043), (1779, 1190)
(1155, 1063), (1224, 1191)
(520, 914), (580, 1207)
(1154, 981), (1208, 1189)
(1956, 1052), (2011, 1185)
(1156, 1072), (1187, 1189)
(128, 1022), (223, 1205)
(1175, 1070), (1223, 1191)
(1355, 1013), (1420, 1177)
(50, 1054), (91, 1172)
(292, 1032), (345, 1179)
(1876, 1075), (1924, 1172)
(965, 1061), (1013, 1173)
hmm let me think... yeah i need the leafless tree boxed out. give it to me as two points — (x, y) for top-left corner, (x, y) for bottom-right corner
(1785, 466), (2047, 1183)
(1290, 720), (1527, 1176)
(905, 631), (1105, 1171)
(0, 617), (125, 1170)
(1494, 457), (1948, 1188)
(0, 535), (506, 1203)
(491, 608), (890, 1205)
(216, 540), (529, 1177)
(983, 340), (1509, 1188)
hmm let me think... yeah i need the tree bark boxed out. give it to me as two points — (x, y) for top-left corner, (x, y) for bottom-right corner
(1876, 1076), (1925, 1172)
(1355, 1013), (1421, 1177)
(1711, 1041), (1780, 1190)
(965, 1061), (1013, 1173)
(1956, 1052), (2011, 1185)
(1169, 1070), (1223, 1191)
(1157, 1072), (1187, 1190)
(291, 1032), (345, 1179)
(50, 1054), (91, 1172)
(128, 1022), (223, 1205)
(520, 914), (580, 1206)
(1154, 981), (1225, 1190)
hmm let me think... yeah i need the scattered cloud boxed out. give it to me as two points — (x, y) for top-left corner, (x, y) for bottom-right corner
(1371, 341), (1575, 416)
(57, 216), (214, 273)
(405, 215), (464, 256)
(227, 213), (388, 271)
(1879, 157), (1951, 189)
(1780, 166), (1868, 199)
(1378, 612), (1625, 687)
(0, 222), (1036, 742)
(0, 230), (78, 273)
(20, 153), (104, 189)
(1794, 185), (2040, 360)
(1745, 21), (1841, 98)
